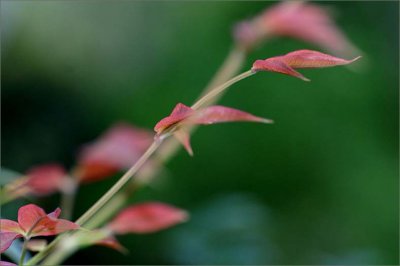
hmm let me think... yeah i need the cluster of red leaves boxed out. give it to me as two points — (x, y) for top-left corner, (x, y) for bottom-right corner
(234, 1), (358, 56)
(0, 202), (187, 256)
(4, 123), (154, 200)
(0, 204), (79, 253)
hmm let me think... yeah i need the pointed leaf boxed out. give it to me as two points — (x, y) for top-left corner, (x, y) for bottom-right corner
(77, 123), (153, 183)
(18, 204), (47, 233)
(96, 236), (128, 254)
(17, 204), (79, 237)
(0, 220), (23, 234)
(252, 49), (360, 80)
(188, 105), (273, 125)
(29, 214), (79, 237)
(154, 103), (194, 134)
(26, 164), (67, 196)
(234, 1), (359, 56)
(154, 103), (272, 155)
(0, 232), (21, 253)
(173, 130), (193, 156)
(108, 202), (188, 234)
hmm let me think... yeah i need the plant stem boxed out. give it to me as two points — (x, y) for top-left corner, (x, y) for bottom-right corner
(26, 141), (161, 266)
(19, 239), (28, 266)
(60, 179), (77, 220)
(84, 192), (127, 229)
(198, 46), (246, 98)
(75, 140), (161, 226)
(26, 46), (250, 266)
(191, 69), (254, 110)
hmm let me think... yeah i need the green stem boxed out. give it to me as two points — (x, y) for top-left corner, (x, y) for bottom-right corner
(198, 46), (246, 98)
(26, 46), (250, 266)
(191, 69), (255, 110)
(75, 140), (161, 226)
(19, 239), (28, 266)
(25, 141), (161, 266)
(84, 192), (127, 229)
(60, 179), (77, 220)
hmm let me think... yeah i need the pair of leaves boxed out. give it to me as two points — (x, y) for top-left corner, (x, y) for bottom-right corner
(234, 1), (359, 56)
(0, 204), (79, 253)
(252, 49), (360, 81)
(154, 103), (273, 155)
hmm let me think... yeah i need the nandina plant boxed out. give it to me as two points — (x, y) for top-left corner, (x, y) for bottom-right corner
(0, 2), (362, 265)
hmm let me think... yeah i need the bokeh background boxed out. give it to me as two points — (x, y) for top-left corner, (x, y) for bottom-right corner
(1, 1), (398, 265)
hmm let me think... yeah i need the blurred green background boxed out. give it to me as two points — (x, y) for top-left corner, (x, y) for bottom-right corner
(1, 1), (398, 265)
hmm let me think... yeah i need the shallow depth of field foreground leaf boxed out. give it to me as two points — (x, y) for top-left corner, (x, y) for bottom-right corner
(107, 202), (188, 234)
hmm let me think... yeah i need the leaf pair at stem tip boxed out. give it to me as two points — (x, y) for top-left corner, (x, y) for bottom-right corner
(154, 103), (273, 156)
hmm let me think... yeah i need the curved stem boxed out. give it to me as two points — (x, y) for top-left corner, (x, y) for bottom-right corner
(75, 140), (161, 226)
(198, 47), (246, 98)
(191, 70), (255, 110)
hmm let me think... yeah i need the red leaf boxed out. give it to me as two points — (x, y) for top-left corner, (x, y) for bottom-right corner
(173, 130), (193, 156)
(154, 103), (272, 154)
(17, 204), (48, 232)
(26, 164), (67, 196)
(252, 49), (360, 81)
(0, 232), (22, 253)
(96, 236), (128, 254)
(17, 204), (79, 238)
(0, 261), (17, 266)
(0, 220), (23, 234)
(76, 123), (153, 183)
(234, 1), (359, 56)
(107, 202), (188, 234)
(188, 105), (273, 125)
(154, 103), (194, 134)
(1, 204), (79, 253)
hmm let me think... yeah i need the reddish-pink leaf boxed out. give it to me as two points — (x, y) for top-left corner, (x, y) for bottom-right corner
(154, 103), (194, 134)
(154, 103), (272, 155)
(96, 236), (128, 254)
(107, 202), (188, 234)
(0, 261), (17, 266)
(173, 130), (193, 156)
(0, 232), (21, 253)
(17, 204), (79, 238)
(0, 220), (23, 234)
(17, 204), (47, 233)
(188, 105), (273, 125)
(76, 123), (153, 183)
(234, 1), (359, 56)
(26, 164), (67, 196)
(252, 49), (360, 81)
